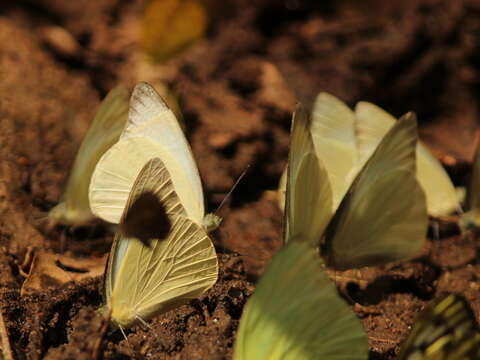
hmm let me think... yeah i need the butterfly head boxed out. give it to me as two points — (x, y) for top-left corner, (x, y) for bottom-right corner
(203, 213), (222, 233)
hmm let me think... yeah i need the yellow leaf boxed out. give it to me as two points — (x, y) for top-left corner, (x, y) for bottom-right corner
(143, 0), (208, 62)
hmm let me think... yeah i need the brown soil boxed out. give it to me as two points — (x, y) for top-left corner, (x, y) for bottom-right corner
(1, 0), (480, 359)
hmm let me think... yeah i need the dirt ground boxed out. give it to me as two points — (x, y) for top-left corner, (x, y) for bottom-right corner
(0, 0), (480, 359)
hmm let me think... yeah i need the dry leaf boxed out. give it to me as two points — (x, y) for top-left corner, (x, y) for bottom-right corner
(143, 0), (208, 62)
(21, 251), (106, 296)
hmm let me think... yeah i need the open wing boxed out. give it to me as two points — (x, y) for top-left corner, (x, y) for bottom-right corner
(105, 158), (217, 328)
(355, 101), (458, 217)
(234, 241), (368, 360)
(89, 82), (204, 225)
(284, 104), (332, 246)
(325, 113), (428, 270)
(49, 85), (129, 226)
(397, 295), (480, 360)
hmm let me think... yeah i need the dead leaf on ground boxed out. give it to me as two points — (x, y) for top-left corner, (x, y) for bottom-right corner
(21, 251), (106, 296)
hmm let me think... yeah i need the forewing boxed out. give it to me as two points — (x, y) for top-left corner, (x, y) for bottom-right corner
(310, 92), (358, 210)
(105, 158), (186, 301)
(354, 101), (395, 168)
(234, 241), (368, 360)
(355, 101), (458, 216)
(124, 82), (204, 221)
(284, 104), (332, 246)
(397, 295), (480, 360)
(90, 137), (200, 225)
(325, 113), (428, 270)
(50, 85), (129, 225)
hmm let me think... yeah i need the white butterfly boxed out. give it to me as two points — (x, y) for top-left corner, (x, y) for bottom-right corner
(89, 82), (221, 232)
(101, 157), (218, 329)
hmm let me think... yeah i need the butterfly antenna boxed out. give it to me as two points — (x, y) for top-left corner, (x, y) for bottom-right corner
(119, 325), (128, 342)
(135, 316), (166, 349)
(119, 325), (136, 358)
(31, 209), (49, 225)
(213, 165), (250, 215)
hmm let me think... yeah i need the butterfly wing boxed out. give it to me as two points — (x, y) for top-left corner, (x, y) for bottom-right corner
(397, 295), (480, 360)
(284, 104), (332, 246)
(49, 85), (129, 226)
(324, 113), (428, 270)
(105, 158), (217, 328)
(461, 134), (480, 229)
(89, 82), (205, 225)
(355, 101), (458, 217)
(310, 92), (358, 210)
(234, 241), (368, 360)
(105, 157), (187, 299)
(278, 93), (357, 214)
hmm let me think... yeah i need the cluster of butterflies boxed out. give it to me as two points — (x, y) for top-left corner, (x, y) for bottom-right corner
(46, 83), (480, 358)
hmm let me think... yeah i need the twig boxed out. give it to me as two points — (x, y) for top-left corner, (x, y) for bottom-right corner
(0, 306), (14, 360)
(92, 311), (111, 360)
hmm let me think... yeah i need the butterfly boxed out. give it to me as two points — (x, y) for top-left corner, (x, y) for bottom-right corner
(48, 85), (129, 227)
(355, 100), (459, 218)
(284, 103), (428, 270)
(234, 241), (368, 360)
(100, 157), (218, 329)
(397, 294), (480, 359)
(459, 134), (480, 231)
(89, 82), (221, 233)
(279, 94), (459, 218)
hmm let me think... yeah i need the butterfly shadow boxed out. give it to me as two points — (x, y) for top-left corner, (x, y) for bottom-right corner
(340, 258), (441, 306)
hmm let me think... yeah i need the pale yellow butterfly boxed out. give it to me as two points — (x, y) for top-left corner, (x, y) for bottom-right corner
(279, 95), (459, 219)
(284, 103), (427, 270)
(89, 82), (221, 232)
(278, 92), (357, 213)
(234, 241), (368, 360)
(283, 104), (332, 246)
(459, 133), (480, 230)
(100, 157), (218, 329)
(323, 112), (428, 270)
(355, 101), (459, 217)
(397, 294), (480, 360)
(48, 85), (129, 226)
